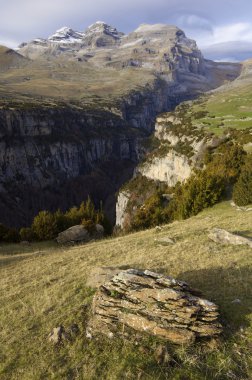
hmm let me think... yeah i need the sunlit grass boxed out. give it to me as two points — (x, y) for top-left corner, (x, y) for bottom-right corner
(0, 202), (251, 379)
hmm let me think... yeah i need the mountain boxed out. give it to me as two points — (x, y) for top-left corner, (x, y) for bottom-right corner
(0, 22), (243, 228)
(0, 45), (27, 72)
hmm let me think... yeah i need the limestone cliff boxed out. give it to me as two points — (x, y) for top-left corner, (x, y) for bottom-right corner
(0, 23), (241, 228)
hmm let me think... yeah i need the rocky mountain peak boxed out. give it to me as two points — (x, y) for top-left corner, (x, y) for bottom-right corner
(48, 27), (84, 43)
(85, 21), (124, 39)
(83, 21), (124, 47)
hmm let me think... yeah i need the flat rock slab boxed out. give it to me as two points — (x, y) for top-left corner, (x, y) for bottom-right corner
(208, 228), (252, 248)
(86, 267), (122, 288)
(88, 269), (222, 345)
(155, 236), (175, 245)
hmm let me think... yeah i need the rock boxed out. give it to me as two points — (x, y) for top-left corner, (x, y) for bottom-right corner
(20, 241), (30, 246)
(208, 228), (252, 248)
(154, 345), (171, 364)
(88, 269), (222, 345)
(94, 224), (104, 238)
(56, 224), (104, 244)
(56, 225), (90, 244)
(231, 299), (242, 304)
(86, 266), (122, 288)
(155, 236), (175, 245)
(48, 326), (69, 344)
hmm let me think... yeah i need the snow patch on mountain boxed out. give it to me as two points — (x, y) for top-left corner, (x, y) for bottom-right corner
(48, 27), (84, 43)
(85, 21), (124, 40)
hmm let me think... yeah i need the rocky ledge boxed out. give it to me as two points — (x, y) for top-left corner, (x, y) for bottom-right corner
(88, 269), (222, 345)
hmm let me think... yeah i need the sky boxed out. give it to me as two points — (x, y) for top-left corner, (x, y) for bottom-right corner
(1, 0), (252, 61)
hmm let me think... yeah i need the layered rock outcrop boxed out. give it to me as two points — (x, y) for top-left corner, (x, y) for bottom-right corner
(88, 269), (222, 345)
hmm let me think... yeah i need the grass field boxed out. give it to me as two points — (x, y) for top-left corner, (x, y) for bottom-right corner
(189, 61), (252, 136)
(0, 201), (252, 379)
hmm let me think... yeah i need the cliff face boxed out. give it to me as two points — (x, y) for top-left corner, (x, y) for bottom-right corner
(0, 105), (143, 227)
(0, 23), (242, 228)
(0, 80), (195, 228)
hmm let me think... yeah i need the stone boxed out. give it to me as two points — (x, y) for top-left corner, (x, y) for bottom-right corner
(208, 228), (252, 248)
(88, 269), (222, 345)
(20, 241), (31, 246)
(155, 236), (175, 245)
(56, 224), (104, 244)
(231, 299), (242, 304)
(154, 345), (171, 364)
(48, 326), (69, 344)
(56, 225), (90, 244)
(86, 266), (122, 288)
(94, 224), (104, 238)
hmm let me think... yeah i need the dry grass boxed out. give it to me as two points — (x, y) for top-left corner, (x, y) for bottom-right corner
(0, 201), (252, 379)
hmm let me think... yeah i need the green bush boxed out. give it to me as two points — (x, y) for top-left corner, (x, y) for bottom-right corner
(3, 229), (20, 243)
(81, 219), (96, 233)
(171, 171), (225, 220)
(32, 211), (57, 241)
(131, 192), (168, 231)
(232, 155), (252, 206)
(19, 227), (36, 242)
(0, 224), (8, 242)
(54, 210), (69, 232)
(0, 224), (20, 243)
(207, 143), (246, 183)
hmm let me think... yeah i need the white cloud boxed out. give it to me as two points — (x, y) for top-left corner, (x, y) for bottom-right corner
(195, 22), (252, 47)
(178, 14), (213, 32)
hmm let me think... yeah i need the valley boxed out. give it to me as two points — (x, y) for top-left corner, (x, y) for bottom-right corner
(0, 22), (242, 228)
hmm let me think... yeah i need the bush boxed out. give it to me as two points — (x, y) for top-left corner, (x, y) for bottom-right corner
(0, 224), (8, 242)
(19, 227), (36, 242)
(54, 210), (69, 233)
(131, 192), (167, 231)
(171, 171), (225, 220)
(3, 228), (20, 243)
(207, 143), (246, 183)
(32, 211), (57, 241)
(81, 219), (96, 233)
(232, 155), (252, 206)
(0, 224), (20, 243)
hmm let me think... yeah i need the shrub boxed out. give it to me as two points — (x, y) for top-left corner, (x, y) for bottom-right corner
(0, 224), (8, 242)
(3, 228), (20, 243)
(131, 192), (167, 231)
(171, 171), (225, 220)
(232, 155), (252, 206)
(31, 211), (57, 241)
(81, 219), (96, 233)
(0, 224), (20, 243)
(207, 143), (246, 183)
(19, 227), (36, 242)
(54, 210), (69, 232)
(65, 206), (81, 226)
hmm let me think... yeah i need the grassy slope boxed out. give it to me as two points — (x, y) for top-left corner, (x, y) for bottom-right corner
(0, 202), (252, 379)
(188, 61), (252, 137)
(0, 50), (155, 106)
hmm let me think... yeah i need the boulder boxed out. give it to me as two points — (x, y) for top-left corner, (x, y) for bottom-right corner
(48, 326), (69, 344)
(93, 224), (104, 239)
(56, 225), (90, 244)
(208, 228), (252, 248)
(88, 269), (222, 345)
(56, 224), (104, 244)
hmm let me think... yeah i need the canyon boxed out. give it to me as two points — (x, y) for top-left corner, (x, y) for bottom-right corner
(0, 22), (241, 227)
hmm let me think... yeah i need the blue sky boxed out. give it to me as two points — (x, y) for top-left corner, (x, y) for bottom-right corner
(1, 0), (252, 61)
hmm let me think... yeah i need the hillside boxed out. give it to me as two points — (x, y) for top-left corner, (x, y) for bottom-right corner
(0, 23), (242, 229)
(0, 201), (252, 379)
